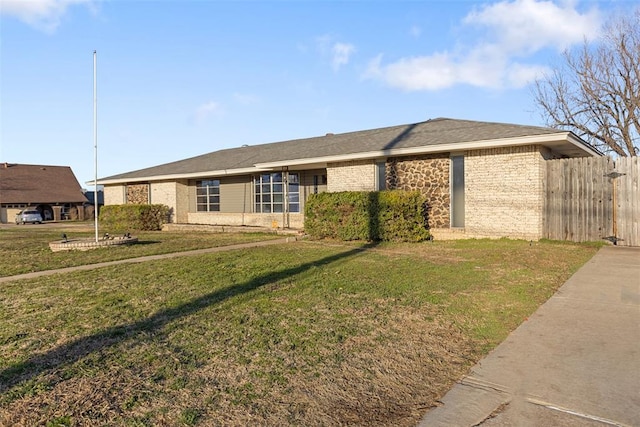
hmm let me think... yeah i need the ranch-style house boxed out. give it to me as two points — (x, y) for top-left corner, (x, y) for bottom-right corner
(95, 118), (600, 240)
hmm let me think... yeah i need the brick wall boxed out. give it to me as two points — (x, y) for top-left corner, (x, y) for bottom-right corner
(327, 160), (376, 192)
(104, 185), (125, 205)
(150, 181), (188, 223)
(465, 145), (547, 240)
(188, 212), (304, 229)
(174, 180), (189, 223)
(151, 182), (175, 206)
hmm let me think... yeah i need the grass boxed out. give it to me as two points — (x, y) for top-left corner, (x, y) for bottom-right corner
(0, 225), (281, 277)
(0, 231), (600, 426)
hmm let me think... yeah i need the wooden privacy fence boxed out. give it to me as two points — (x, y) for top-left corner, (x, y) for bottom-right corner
(545, 156), (639, 246)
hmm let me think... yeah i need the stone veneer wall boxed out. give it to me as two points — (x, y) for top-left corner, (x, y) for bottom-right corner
(327, 160), (377, 192)
(386, 154), (451, 228)
(126, 184), (149, 204)
(465, 145), (548, 240)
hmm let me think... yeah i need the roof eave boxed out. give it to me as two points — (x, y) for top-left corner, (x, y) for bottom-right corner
(94, 166), (274, 185)
(566, 133), (603, 157)
(96, 132), (600, 185)
(255, 132), (599, 168)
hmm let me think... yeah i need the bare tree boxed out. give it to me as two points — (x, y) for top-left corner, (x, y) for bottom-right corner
(533, 9), (639, 157)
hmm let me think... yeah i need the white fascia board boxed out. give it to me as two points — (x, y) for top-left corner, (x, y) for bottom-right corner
(95, 167), (272, 185)
(567, 133), (602, 156)
(253, 133), (581, 168)
(94, 132), (599, 186)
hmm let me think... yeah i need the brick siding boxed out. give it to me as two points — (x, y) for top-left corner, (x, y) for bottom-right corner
(104, 185), (125, 205)
(150, 181), (186, 223)
(327, 160), (376, 192)
(465, 145), (546, 240)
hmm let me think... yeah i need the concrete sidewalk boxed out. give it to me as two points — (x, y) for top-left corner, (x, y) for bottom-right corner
(419, 245), (640, 427)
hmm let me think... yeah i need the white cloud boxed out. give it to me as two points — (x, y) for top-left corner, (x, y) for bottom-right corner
(505, 62), (551, 87)
(331, 42), (355, 71)
(192, 101), (222, 124)
(365, 0), (601, 91)
(463, 0), (601, 53)
(316, 34), (356, 71)
(0, 0), (97, 33)
(365, 47), (549, 91)
(366, 53), (457, 91)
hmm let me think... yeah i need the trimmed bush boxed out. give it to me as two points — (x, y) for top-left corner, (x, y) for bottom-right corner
(304, 191), (430, 242)
(377, 190), (431, 242)
(99, 204), (170, 232)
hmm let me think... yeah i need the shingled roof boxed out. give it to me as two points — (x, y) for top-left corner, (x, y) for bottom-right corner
(0, 164), (88, 205)
(98, 118), (599, 184)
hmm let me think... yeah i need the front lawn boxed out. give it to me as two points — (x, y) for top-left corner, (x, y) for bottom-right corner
(0, 238), (599, 426)
(0, 227), (281, 277)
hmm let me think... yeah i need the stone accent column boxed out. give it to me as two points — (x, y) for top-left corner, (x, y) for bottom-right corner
(386, 154), (451, 228)
(126, 184), (150, 204)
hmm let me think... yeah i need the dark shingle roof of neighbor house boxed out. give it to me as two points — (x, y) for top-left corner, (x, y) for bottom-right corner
(0, 163), (89, 205)
(98, 117), (599, 183)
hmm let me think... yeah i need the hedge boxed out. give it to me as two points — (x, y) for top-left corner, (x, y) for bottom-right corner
(99, 204), (170, 232)
(304, 191), (430, 242)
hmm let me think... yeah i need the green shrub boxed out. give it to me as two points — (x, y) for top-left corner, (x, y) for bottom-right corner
(99, 204), (170, 232)
(377, 190), (431, 242)
(304, 191), (430, 242)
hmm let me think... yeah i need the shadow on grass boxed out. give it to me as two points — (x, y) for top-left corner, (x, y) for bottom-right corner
(0, 242), (378, 395)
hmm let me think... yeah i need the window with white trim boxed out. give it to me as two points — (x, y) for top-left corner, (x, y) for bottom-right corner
(254, 172), (300, 213)
(196, 179), (220, 212)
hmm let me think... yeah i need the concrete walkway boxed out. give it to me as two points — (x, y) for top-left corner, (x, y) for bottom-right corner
(0, 237), (295, 284)
(419, 245), (640, 426)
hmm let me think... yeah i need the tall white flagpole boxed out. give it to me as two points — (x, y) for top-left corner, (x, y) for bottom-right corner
(93, 50), (99, 243)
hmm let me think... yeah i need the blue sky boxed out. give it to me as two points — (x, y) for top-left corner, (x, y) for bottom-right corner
(0, 0), (633, 188)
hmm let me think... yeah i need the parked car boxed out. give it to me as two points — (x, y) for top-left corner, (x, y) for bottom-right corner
(15, 209), (43, 225)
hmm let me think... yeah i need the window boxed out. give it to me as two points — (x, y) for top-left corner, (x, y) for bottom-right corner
(376, 161), (386, 190)
(451, 156), (465, 227)
(196, 179), (220, 212)
(255, 172), (300, 213)
(313, 174), (327, 194)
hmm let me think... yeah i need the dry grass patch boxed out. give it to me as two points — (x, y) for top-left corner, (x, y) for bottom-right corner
(0, 239), (600, 426)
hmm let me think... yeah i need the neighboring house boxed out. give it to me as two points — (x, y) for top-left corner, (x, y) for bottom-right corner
(83, 188), (104, 207)
(0, 163), (89, 223)
(95, 118), (600, 240)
